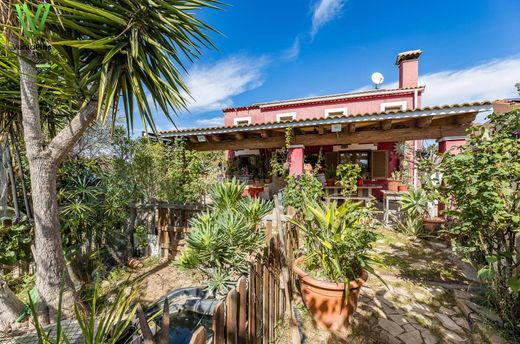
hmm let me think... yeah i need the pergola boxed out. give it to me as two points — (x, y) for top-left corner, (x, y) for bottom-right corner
(156, 101), (492, 151)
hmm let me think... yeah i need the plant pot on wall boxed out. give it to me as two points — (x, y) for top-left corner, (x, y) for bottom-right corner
(398, 184), (408, 192)
(326, 178), (336, 186)
(423, 217), (446, 234)
(387, 180), (400, 191)
(293, 256), (368, 331)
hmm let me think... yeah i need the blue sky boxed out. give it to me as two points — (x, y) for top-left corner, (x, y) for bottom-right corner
(144, 0), (520, 132)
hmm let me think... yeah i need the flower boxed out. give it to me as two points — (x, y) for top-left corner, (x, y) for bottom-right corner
(15, 217), (21, 223)
(513, 131), (520, 136)
(123, 155), (129, 161)
(118, 140), (124, 145)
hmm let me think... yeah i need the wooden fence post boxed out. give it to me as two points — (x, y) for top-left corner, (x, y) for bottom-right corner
(213, 301), (225, 344)
(160, 298), (170, 344)
(237, 277), (247, 344)
(189, 326), (206, 344)
(248, 261), (256, 343)
(226, 289), (239, 344)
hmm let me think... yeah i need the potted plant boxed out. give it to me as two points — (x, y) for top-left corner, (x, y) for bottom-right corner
(324, 166), (337, 186)
(291, 199), (379, 331)
(398, 189), (445, 234)
(388, 171), (401, 191)
(398, 183), (409, 192)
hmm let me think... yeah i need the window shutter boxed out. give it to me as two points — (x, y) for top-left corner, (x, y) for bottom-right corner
(325, 152), (339, 170)
(371, 150), (388, 179)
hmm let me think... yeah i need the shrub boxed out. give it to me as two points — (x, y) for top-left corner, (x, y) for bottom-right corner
(283, 173), (324, 211)
(438, 110), (520, 336)
(176, 180), (272, 295)
(336, 162), (361, 194)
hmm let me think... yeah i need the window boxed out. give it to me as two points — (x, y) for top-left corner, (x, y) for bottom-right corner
(276, 113), (296, 122)
(233, 116), (251, 125)
(340, 151), (371, 176)
(325, 107), (348, 117)
(380, 101), (407, 112)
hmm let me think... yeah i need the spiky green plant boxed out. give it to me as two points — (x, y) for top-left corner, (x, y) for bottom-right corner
(210, 178), (245, 210)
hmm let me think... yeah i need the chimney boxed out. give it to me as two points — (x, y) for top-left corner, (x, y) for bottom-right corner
(396, 49), (422, 89)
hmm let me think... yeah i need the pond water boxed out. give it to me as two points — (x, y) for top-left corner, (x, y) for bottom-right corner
(160, 310), (213, 344)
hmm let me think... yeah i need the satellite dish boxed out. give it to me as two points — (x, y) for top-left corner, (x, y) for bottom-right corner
(371, 72), (384, 89)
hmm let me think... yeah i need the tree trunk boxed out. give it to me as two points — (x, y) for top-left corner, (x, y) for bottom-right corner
(29, 157), (77, 323)
(0, 279), (25, 333)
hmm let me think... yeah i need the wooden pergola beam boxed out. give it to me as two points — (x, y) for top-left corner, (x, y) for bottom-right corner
(454, 113), (476, 124)
(317, 126), (325, 135)
(235, 132), (245, 140)
(186, 123), (471, 151)
(348, 123), (356, 133)
(211, 134), (222, 142)
(416, 116), (432, 128)
(260, 130), (270, 138)
(381, 120), (392, 131)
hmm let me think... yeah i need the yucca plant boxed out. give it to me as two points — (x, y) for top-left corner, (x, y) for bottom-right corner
(0, 0), (222, 319)
(210, 178), (245, 210)
(291, 199), (379, 284)
(177, 180), (270, 294)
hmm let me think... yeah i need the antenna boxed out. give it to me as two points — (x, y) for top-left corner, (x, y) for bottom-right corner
(371, 72), (384, 89)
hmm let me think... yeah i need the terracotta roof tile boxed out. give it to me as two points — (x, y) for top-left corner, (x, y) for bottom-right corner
(159, 101), (492, 136)
(396, 49), (422, 65)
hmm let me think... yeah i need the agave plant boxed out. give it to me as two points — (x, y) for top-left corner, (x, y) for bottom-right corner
(237, 196), (273, 226)
(398, 189), (429, 218)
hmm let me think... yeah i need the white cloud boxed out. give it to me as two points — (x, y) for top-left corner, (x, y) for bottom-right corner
(184, 55), (268, 113)
(311, 0), (346, 37)
(194, 116), (224, 127)
(282, 37), (301, 61)
(376, 56), (520, 106)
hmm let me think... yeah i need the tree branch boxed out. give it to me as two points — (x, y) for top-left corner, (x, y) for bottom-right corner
(47, 100), (98, 164)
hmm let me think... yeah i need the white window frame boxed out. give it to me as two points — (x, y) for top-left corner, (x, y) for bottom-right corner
(324, 107), (348, 118)
(233, 116), (252, 125)
(380, 101), (407, 112)
(276, 112), (296, 122)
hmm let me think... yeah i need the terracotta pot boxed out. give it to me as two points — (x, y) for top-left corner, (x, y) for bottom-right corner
(326, 178), (336, 186)
(293, 256), (368, 331)
(387, 180), (400, 191)
(398, 184), (408, 192)
(127, 258), (143, 270)
(423, 217), (446, 234)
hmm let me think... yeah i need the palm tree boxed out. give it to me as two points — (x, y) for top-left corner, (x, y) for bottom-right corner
(0, 0), (221, 324)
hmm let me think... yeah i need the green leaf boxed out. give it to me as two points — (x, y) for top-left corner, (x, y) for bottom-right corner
(507, 278), (520, 292)
(477, 267), (496, 280)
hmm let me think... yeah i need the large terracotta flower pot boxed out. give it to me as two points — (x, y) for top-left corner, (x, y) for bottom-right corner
(423, 217), (446, 234)
(293, 256), (368, 331)
(387, 180), (400, 191)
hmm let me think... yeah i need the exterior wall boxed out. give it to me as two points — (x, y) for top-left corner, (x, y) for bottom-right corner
(223, 92), (421, 126)
(399, 59), (419, 88)
(438, 138), (466, 155)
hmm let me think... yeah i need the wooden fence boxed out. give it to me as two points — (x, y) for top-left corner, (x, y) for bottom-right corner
(189, 203), (300, 344)
(156, 203), (207, 259)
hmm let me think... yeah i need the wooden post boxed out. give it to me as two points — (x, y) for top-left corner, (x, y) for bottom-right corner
(237, 277), (247, 344)
(189, 326), (206, 344)
(255, 258), (262, 344)
(161, 298), (170, 344)
(226, 289), (239, 344)
(213, 301), (225, 344)
(136, 304), (154, 344)
(248, 262), (256, 343)
(262, 248), (269, 344)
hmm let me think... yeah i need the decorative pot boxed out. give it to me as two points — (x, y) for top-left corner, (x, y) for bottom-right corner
(326, 178), (336, 186)
(387, 180), (400, 192)
(398, 184), (408, 192)
(423, 217), (446, 234)
(293, 256), (368, 331)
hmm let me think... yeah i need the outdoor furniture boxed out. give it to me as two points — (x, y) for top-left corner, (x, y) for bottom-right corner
(357, 184), (382, 197)
(244, 185), (264, 198)
(382, 190), (406, 224)
(325, 195), (374, 206)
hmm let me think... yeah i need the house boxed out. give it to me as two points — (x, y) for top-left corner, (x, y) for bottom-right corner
(157, 50), (492, 199)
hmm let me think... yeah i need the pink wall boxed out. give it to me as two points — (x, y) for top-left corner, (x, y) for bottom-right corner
(224, 92), (421, 126)
(288, 146), (304, 175)
(438, 139), (466, 155)
(399, 59), (419, 89)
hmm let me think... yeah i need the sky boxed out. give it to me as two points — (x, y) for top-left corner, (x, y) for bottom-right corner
(139, 0), (520, 132)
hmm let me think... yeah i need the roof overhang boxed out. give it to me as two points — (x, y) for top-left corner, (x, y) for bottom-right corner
(155, 101), (492, 151)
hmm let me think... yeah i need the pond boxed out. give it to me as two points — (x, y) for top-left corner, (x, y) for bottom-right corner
(160, 309), (213, 344)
